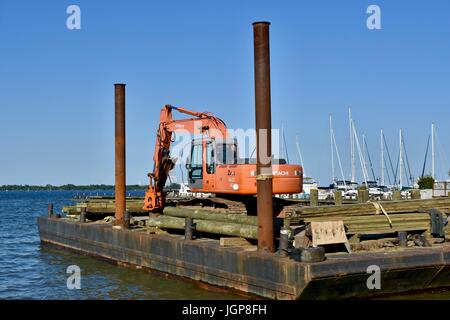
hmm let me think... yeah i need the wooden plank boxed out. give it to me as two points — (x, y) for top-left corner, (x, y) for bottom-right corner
(311, 221), (348, 246)
(291, 198), (450, 217)
(219, 237), (253, 247)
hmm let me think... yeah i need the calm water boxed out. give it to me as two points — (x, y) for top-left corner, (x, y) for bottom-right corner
(0, 190), (242, 300)
(0, 190), (449, 300)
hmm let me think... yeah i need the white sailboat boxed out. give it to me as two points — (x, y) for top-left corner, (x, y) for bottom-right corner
(295, 135), (318, 199)
(329, 114), (356, 199)
(429, 122), (450, 197)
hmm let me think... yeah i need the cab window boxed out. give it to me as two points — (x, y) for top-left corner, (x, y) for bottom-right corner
(190, 143), (202, 179)
(206, 141), (215, 174)
(216, 143), (237, 165)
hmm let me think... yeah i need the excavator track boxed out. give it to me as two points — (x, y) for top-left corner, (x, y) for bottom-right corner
(167, 195), (307, 217)
(170, 197), (249, 215)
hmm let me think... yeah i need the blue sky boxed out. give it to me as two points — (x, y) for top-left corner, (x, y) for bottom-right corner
(1, 0), (450, 186)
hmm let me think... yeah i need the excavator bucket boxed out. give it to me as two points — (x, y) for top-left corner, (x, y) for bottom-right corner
(144, 184), (165, 212)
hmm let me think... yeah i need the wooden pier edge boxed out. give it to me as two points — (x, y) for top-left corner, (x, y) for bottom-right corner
(38, 216), (450, 300)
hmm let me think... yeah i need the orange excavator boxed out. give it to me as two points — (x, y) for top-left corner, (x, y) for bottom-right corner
(143, 104), (303, 214)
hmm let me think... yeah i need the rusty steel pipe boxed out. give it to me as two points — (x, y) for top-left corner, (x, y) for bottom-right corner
(253, 21), (274, 253)
(114, 83), (126, 227)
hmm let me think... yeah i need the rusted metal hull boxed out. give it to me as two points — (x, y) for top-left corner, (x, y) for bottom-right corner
(38, 217), (450, 300)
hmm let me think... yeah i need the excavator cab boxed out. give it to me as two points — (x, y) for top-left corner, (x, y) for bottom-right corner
(186, 138), (238, 191)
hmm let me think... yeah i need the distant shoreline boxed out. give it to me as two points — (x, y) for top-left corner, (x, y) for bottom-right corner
(0, 184), (148, 191)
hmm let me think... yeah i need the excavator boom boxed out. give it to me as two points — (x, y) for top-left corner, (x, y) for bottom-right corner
(144, 105), (228, 212)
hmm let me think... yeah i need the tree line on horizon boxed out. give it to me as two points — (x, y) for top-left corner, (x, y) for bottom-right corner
(0, 184), (146, 191)
(0, 183), (182, 191)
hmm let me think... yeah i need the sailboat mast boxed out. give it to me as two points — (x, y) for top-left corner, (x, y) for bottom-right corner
(295, 135), (306, 178)
(332, 125), (348, 189)
(432, 122), (435, 180)
(349, 108), (356, 183)
(362, 133), (367, 175)
(352, 120), (368, 187)
(399, 129), (404, 189)
(281, 124), (290, 164)
(381, 129), (385, 186)
(280, 123), (285, 163)
(363, 133), (376, 181)
(330, 114), (335, 182)
(348, 108), (356, 182)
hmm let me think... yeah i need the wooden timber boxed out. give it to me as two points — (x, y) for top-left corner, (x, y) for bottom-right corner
(288, 198), (450, 236)
(302, 213), (431, 235)
(63, 197), (363, 216)
(289, 198), (450, 221)
(63, 200), (147, 215)
(162, 207), (258, 225)
(146, 215), (258, 239)
(61, 196), (450, 238)
(219, 237), (253, 247)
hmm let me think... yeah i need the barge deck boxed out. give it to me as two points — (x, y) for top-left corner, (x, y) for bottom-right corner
(38, 216), (450, 300)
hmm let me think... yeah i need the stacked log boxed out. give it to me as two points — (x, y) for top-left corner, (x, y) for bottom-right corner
(289, 198), (450, 236)
(146, 215), (258, 239)
(302, 213), (431, 235)
(289, 198), (450, 221)
(63, 199), (147, 215)
(63, 202), (260, 239)
(162, 207), (257, 225)
(152, 207), (289, 239)
(61, 196), (450, 238)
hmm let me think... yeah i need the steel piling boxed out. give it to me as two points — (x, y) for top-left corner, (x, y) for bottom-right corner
(114, 83), (126, 227)
(253, 21), (274, 253)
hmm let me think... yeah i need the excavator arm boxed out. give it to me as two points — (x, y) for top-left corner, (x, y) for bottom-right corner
(144, 104), (228, 212)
